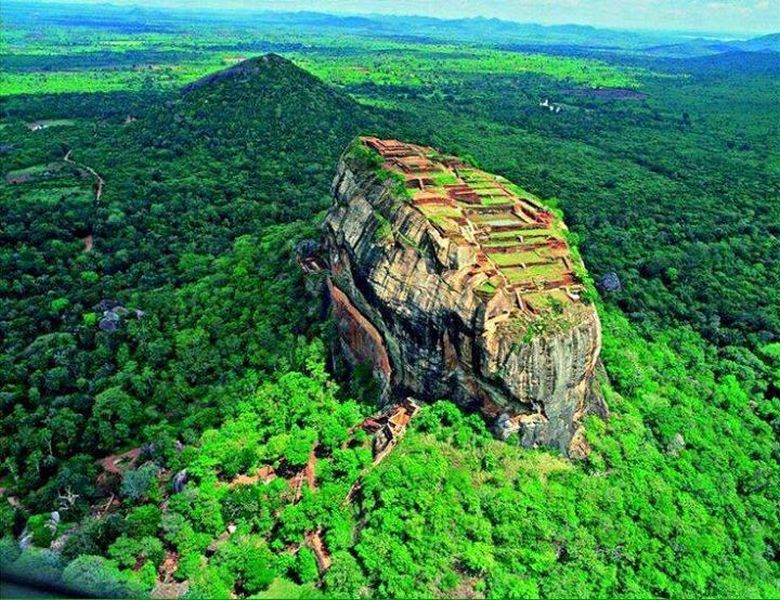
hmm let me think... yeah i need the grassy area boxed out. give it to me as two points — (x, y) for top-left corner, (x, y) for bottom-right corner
(296, 45), (643, 90)
(474, 187), (503, 195)
(488, 249), (553, 266)
(7, 185), (94, 206)
(478, 216), (523, 227)
(480, 196), (515, 207)
(504, 261), (569, 284)
(418, 204), (461, 220)
(5, 162), (67, 180)
(428, 171), (459, 186)
(488, 227), (555, 241)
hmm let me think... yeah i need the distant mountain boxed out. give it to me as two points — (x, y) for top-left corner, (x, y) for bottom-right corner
(644, 32), (780, 57)
(261, 12), (680, 49)
(737, 32), (780, 52)
(9, 1), (777, 56)
(3, 1), (683, 50)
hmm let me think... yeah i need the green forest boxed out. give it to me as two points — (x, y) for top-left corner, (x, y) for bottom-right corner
(1, 2), (778, 598)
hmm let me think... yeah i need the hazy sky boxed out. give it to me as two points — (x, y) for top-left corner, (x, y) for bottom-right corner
(36, 0), (780, 34)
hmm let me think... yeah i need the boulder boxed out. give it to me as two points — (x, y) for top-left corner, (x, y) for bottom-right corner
(597, 272), (622, 293)
(295, 238), (320, 259)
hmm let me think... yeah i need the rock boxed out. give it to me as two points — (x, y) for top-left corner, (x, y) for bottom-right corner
(50, 531), (72, 553)
(493, 413), (520, 439)
(597, 272), (622, 293)
(323, 138), (608, 457)
(172, 469), (188, 493)
(94, 299), (120, 312)
(18, 529), (33, 550)
(151, 582), (189, 599)
(182, 54), (291, 94)
(296, 239), (320, 259)
(98, 316), (118, 332)
(667, 432), (686, 455)
(99, 311), (121, 333)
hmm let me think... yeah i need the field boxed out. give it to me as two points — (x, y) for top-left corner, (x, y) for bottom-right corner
(1, 7), (648, 99)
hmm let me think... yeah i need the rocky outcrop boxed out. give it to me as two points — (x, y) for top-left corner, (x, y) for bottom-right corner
(323, 138), (607, 457)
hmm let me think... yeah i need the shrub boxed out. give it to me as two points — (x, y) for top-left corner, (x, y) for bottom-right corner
(0, 537), (21, 569)
(62, 554), (146, 598)
(294, 547), (319, 584)
(10, 548), (62, 586)
(60, 515), (126, 562)
(120, 464), (160, 502)
(211, 535), (277, 594)
(283, 427), (317, 468)
(324, 551), (365, 597)
(126, 504), (162, 538)
(184, 565), (233, 599)
(26, 513), (55, 547)
(108, 534), (165, 569)
(0, 503), (16, 535)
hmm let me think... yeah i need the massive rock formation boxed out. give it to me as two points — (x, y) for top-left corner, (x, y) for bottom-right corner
(323, 137), (607, 457)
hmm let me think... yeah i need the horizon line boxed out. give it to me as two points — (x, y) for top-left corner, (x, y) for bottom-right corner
(9, 0), (778, 38)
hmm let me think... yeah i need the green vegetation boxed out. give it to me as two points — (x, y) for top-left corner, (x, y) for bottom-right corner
(488, 250), (552, 267)
(350, 305), (778, 598)
(372, 211), (394, 242)
(0, 2), (778, 598)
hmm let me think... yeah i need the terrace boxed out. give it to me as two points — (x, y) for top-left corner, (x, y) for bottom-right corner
(361, 136), (586, 321)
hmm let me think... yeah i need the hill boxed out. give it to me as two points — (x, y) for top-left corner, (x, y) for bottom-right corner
(736, 32), (780, 52)
(644, 32), (780, 58)
(0, 53), (378, 527)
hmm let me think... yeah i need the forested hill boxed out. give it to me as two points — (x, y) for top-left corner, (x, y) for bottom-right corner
(1, 54), (379, 513)
(121, 53), (378, 229)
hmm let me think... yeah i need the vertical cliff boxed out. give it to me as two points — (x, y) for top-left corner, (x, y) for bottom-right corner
(323, 138), (607, 457)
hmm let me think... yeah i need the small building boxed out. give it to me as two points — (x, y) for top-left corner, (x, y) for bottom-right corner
(372, 398), (420, 461)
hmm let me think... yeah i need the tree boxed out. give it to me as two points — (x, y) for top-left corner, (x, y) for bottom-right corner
(284, 427), (317, 467)
(9, 548), (63, 587)
(324, 551), (366, 598)
(108, 534), (165, 569)
(89, 386), (143, 449)
(121, 464), (160, 503)
(126, 504), (162, 538)
(62, 555), (146, 598)
(294, 547), (319, 584)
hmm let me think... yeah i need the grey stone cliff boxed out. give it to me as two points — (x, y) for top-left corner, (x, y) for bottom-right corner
(323, 147), (608, 457)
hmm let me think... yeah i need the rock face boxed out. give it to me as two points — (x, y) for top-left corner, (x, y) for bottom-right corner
(323, 138), (607, 457)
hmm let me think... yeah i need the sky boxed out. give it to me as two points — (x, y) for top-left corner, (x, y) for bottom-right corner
(34, 0), (780, 34)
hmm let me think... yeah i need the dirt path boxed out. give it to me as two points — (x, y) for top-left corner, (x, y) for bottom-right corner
(283, 402), (419, 574)
(64, 148), (104, 253)
(64, 148), (104, 204)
